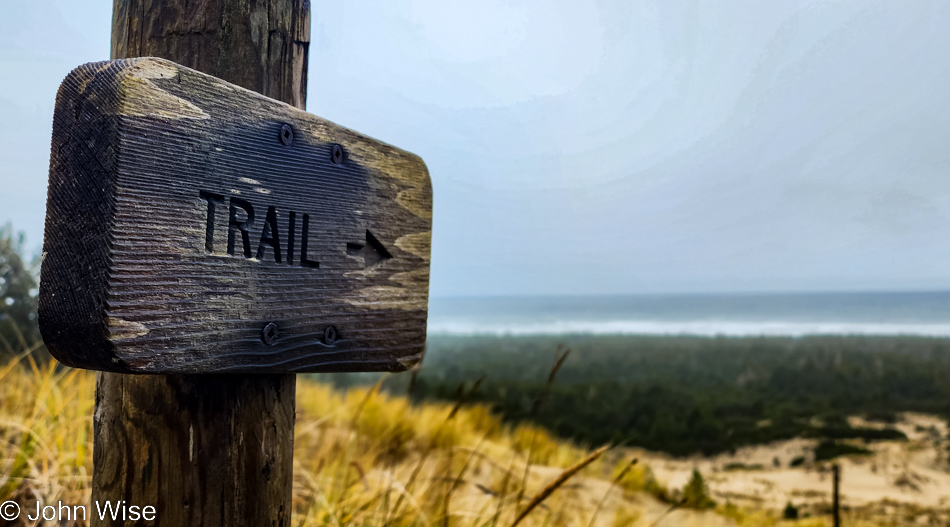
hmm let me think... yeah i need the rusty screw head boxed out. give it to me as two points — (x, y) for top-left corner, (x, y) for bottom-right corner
(323, 325), (339, 345)
(331, 144), (344, 164)
(279, 124), (294, 146)
(261, 322), (279, 346)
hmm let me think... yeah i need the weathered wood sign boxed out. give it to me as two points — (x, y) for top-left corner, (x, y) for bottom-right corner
(39, 57), (432, 374)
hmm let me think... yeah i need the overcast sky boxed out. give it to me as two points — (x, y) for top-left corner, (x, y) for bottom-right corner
(2, 1), (950, 297)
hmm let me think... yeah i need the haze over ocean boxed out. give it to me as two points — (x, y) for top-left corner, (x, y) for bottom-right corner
(428, 292), (950, 337)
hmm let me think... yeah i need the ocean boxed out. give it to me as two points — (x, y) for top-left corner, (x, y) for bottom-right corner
(427, 292), (950, 337)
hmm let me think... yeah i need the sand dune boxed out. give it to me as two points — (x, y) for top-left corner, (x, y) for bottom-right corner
(635, 413), (950, 523)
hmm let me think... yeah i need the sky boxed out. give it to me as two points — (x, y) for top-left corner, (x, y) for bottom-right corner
(2, 1), (950, 297)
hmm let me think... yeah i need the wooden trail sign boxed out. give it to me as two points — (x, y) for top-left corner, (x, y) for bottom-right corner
(39, 57), (432, 374)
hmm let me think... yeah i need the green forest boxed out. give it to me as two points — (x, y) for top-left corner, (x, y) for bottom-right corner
(359, 334), (950, 457)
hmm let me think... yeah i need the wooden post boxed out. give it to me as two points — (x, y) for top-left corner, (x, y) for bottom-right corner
(832, 464), (840, 527)
(91, 1), (309, 525)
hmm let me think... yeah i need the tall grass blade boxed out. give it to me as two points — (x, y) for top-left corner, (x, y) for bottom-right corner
(509, 444), (609, 527)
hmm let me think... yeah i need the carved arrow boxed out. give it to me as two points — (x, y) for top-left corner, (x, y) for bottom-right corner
(347, 230), (393, 269)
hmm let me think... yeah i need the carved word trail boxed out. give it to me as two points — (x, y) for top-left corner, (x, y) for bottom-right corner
(199, 190), (320, 267)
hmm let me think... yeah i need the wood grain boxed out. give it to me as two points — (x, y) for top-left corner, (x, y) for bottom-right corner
(40, 57), (432, 374)
(92, 372), (296, 526)
(111, 0), (310, 110)
(85, 2), (310, 526)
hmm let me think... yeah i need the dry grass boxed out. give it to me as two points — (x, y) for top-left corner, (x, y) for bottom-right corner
(0, 354), (93, 513)
(0, 356), (912, 527)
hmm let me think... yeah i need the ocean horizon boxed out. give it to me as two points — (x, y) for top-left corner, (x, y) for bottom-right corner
(427, 291), (950, 337)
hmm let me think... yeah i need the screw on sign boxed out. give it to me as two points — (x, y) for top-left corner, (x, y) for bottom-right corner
(261, 322), (280, 346)
(331, 144), (345, 164)
(39, 57), (433, 374)
(279, 124), (294, 145)
(323, 325), (339, 345)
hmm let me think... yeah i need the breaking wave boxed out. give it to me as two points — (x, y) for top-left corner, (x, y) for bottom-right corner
(427, 320), (950, 337)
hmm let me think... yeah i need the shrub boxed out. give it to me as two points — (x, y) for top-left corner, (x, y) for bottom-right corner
(814, 440), (871, 462)
(783, 501), (799, 519)
(681, 468), (715, 509)
(818, 425), (906, 441)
